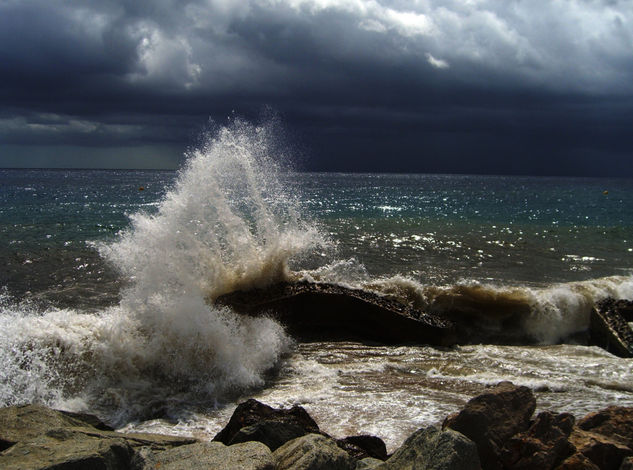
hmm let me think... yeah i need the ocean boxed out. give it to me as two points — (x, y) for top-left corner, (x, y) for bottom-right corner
(1, 120), (632, 451)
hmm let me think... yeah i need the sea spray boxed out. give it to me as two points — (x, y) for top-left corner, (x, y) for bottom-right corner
(0, 118), (327, 424)
(371, 274), (633, 343)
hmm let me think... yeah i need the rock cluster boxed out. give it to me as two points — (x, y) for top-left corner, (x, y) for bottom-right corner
(2, 382), (633, 469)
(443, 382), (633, 470)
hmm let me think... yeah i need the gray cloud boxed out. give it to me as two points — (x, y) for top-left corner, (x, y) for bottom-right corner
(1, 0), (632, 173)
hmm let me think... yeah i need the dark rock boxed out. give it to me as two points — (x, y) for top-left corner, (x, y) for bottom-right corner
(590, 300), (633, 358)
(570, 429), (633, 470)
(578, 407), (633, 450)
(229, 420), (308, 451)
(140, 441), (274, 470)
(620, 457), (633, 470)
(443, 381), (536, 470)
(273, 433), (356, 470)
(500, 411), (576, 469)
(213, 399), (320, 445)
(377, 425), (480, 470)
(598, 299), (633, 323)
(556, 453), (602, 470)
(216, 281), (456, 346)
(337, 435), (388, 461)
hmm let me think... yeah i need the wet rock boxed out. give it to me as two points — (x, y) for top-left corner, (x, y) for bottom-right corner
(213, 398), (320, 445)
(570, 429), (633, 470)
(216, 281), (456, 346)
(578, 407), (633, 450)
(500, 411), (576, 469)
(590, 300), (633, 358)
(273, 433), (356, 470)
(337, 435), (388, 461)
(229, 420), (308, 451)
(443, 381), (536, 470)
(141, 441), (274, 470)
(556, 453), (601, 470)
(598, 299), (633, 323)
(377, 425), (480, 470)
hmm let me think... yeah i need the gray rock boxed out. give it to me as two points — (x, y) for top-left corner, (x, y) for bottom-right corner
(0, 404), (195, 470)
(377, 425), (481, 470)
(0, 429), (134, 470)
(356, 457), (385, 469)
(145, 441), (274, 470)
(229, 419), (308, 450)
(274, 433), (357, 470)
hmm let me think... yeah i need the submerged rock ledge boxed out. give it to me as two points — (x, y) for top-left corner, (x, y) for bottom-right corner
(2, 382), (633, 469)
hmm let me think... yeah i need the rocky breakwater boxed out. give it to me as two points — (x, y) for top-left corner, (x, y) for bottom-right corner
(215, 281), (457, 346)
(3, 382), (633, 469)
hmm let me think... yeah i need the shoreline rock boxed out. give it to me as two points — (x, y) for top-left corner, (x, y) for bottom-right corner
(2, 383), (633, 469)
(589, 299), (633, 358)
(215, 281), (457, 346)
(217, 282), (633, 356)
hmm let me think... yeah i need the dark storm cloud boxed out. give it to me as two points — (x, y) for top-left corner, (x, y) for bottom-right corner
(1, 0), (632, 174)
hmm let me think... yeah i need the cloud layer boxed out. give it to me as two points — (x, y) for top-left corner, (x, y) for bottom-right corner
(1, 0), (632, 173)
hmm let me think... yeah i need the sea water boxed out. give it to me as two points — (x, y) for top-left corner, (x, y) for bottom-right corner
(1, 119), (632, 450)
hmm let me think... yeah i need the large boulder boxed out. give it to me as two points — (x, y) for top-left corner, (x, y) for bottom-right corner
(1, 429), (134, 470)
(500, 411), (576, 469)
(216, 281), (456, 345)
(577, 407), (633, 450)
(569, 429), (633, 470)
(443, 381), (536, 470)
(0, 404), (195, 470)
(213, 399), (320, 446)
(138, 441), (274, 470)
(376, 425), (480, 470)
(273, 433), (357, 470)
(0, 404), (114, 443)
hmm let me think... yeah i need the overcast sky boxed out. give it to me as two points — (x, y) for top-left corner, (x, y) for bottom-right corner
(1, 0), (632, 175)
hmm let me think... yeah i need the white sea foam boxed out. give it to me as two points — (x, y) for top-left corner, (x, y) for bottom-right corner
(0, 118), (326, 423)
